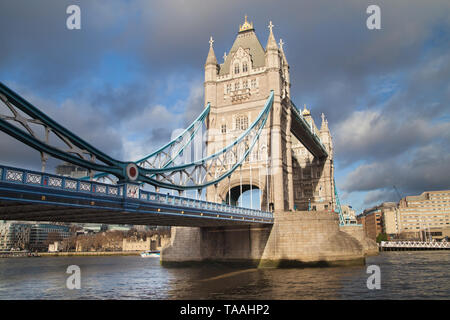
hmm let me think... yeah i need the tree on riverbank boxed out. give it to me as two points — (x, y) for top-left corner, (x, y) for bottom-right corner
(376, 233), (388, 243)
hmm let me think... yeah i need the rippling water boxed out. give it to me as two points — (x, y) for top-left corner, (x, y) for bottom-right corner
(0, 251), (448, 299)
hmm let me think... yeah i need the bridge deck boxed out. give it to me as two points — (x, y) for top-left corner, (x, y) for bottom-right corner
(0, 166), (273, 227)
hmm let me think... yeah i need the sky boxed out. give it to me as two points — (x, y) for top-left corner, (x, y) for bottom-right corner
(0, 0), (449, 214)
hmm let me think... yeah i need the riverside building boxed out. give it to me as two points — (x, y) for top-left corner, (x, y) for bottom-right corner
(358, 190), (450, 241)
(0, 221), (31, 250)
(395, 190), (450, 240)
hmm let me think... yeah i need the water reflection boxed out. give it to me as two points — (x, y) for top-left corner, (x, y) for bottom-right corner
(0, 252), (448, 299)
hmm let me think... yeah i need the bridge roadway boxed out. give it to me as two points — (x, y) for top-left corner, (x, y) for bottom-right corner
(0, 165), (273, 226)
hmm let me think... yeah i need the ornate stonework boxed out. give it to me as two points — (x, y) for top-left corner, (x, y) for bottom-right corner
(204, 17), (335, 212)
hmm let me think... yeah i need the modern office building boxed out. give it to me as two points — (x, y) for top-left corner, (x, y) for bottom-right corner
(29, 223), (72, 251)
(0, 221), (31, 250)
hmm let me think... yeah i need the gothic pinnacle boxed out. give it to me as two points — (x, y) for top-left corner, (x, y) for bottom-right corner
(205, 36), (218, 65)
(266, 20), (278, 50)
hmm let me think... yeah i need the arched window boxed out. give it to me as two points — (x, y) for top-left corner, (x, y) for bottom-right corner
(235, 115), (248, 131)
(234, 63), (240, 74)
(243, 62), (248, 72)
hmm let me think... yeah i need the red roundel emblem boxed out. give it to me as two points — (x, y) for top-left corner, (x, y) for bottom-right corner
(126, 163), (139, 181)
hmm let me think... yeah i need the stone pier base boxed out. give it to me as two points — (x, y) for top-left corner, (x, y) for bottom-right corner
(340, 225), (379, 256)
(161, 211), (371, 268)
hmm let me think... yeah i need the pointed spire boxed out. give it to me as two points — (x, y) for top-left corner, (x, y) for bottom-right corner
(205, 36), (218, 65)
(266, 20), (278, 50)
(239, 14), (254, 32)
(279, 38), (288, 65)
(321, 112), (329, 130)
(302, 104), (311, 116)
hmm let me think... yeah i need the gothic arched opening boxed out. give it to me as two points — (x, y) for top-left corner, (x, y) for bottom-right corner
(224, 184), (261, 209)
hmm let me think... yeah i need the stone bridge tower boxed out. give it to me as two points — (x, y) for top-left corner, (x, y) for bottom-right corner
(161, 18), (376, 266)
(204, 16), (335, 213)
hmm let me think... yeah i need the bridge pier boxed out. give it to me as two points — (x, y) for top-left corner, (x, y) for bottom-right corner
(161, 211), (374, 267)
(340, 225), (379, 256)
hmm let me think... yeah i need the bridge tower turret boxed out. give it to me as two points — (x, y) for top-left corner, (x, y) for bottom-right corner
(264, 21), (294, 211)
(204, 36), (219, 114)
(319, 113), (336, 210)
(202, 17), (295, 212)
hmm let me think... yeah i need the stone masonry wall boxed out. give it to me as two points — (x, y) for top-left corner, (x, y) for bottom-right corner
(161, 211), (370, 267)
(340, 225), (379, 256)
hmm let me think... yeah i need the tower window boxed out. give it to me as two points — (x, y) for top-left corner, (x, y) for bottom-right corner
(243, 80), (248, 89)
(235, 115), (248, 131)
(234, 63), (240, 74)
(243, 62), (248, 72)
(221, 124), (227, 134)
(226, 84), (231, 94)
(251, 79), (257, 88)
(234, 82), (240, 91)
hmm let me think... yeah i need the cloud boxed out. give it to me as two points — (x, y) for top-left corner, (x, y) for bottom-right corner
(363, 189), (399, 206)
(334, 46), (450, 210)
(0, 77), (203, 171)
(342, 143), (450, 197)
(333, 108), (450, 167)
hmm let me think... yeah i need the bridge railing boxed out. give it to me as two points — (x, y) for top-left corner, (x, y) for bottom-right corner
(0, 165), (124, 197)
(380, 240), (449, 249)
(139, 190), (271, 218)
(0, 165), (273, 220)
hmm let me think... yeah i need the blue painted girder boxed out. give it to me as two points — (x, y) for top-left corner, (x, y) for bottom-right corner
(0, 165), (273, 226)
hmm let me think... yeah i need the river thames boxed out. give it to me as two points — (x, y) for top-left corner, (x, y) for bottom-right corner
(0, 251), (448, 299)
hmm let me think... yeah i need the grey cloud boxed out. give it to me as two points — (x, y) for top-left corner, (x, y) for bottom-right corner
(333, 109), (450, 167)
(363, 189), (399, 207)
(333, 47), (450, 168)
(1, 1), (449, 121)
(342, 142), (450, 197)
(0, 1), (115, 89)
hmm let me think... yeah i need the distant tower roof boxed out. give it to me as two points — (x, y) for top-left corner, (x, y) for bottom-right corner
(219, 16), (266, 76)
(239, 15), (254, 33)
(302, 104), (311, 116)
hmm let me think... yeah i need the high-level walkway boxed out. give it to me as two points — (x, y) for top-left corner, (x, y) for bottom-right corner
(290, 101), (328, 159)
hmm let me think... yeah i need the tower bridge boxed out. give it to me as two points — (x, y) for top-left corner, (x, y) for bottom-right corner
(0, 17), (377, 267)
